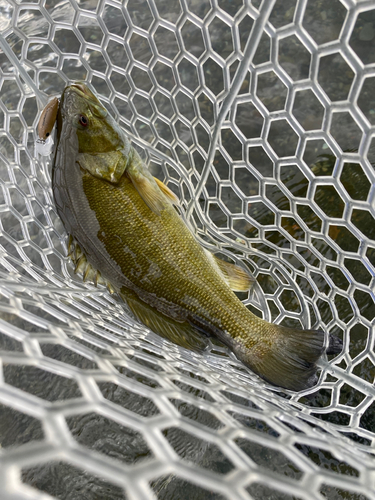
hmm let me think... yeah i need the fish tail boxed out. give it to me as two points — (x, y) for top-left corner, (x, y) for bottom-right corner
(232, 325), (342, 392)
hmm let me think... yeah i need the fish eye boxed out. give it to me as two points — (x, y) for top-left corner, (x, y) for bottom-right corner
(79, 114), (89, 127)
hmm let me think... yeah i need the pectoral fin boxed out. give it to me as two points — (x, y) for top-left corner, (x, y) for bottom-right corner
(127, 170), (167, 215)
(121, 288), (209, 352)
(77, 151), (127, 183)
(126, 150), (178, 215)
(205, 250), (255, 291)
(126, 151), (169, 215)
(154, 177), (179, 206)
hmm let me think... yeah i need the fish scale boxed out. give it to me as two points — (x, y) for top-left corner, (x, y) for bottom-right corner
(82, 173), (249, 336)
(51, 82), (341, 391)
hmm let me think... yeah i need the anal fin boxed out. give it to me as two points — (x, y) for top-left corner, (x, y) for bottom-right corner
(120, 287), (209, 352)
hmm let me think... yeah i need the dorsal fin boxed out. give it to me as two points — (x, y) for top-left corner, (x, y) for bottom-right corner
(68, 236), (106, 287)
(121, 287), (209, 352)
(205, 250), (255, 291)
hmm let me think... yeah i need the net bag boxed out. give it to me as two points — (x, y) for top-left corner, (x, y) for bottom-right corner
(0, 0), (374, 499)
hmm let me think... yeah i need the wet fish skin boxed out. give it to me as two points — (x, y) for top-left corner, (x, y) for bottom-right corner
(52, 83), (341, 392)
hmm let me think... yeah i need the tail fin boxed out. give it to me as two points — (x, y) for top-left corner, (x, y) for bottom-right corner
(326, 333), (343, 355)
(232, 326), (341, 392)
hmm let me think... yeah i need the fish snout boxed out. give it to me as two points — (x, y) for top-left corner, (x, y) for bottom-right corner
(66, 82), (101, 103)
(71, 82), (88, 94)
(62, 83), (107, 118)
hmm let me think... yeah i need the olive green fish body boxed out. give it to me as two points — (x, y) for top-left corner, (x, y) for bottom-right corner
(82, 173), (258, 342)
(52, 83), (341, 391)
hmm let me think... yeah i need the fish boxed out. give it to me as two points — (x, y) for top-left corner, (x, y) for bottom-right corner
(38, 97), (59, 140)
(51, 82), (341, 392)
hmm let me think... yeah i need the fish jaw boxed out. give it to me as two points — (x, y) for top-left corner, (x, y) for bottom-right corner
(60, 83), (107, 119)
(57, 83), (126, 156)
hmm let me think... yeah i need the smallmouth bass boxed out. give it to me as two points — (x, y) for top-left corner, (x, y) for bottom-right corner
(51, 83), (341, 392)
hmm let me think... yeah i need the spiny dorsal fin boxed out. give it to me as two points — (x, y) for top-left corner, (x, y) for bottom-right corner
(68, 236), (107, 288)
(205, 250), (255, 291)
(74, 254), (87, 274)
(121, 287), (209, 352)
(83, 263), (96, 283)
(154, 177), (179, 206)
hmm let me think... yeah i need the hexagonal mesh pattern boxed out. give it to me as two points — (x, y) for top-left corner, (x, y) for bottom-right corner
(0, 0), (374, 498)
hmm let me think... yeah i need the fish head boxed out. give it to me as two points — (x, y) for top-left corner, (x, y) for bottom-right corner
(57, 82), (125, 155)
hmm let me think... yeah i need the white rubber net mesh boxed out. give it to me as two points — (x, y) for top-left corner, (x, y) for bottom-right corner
(0, 0), (374, 498)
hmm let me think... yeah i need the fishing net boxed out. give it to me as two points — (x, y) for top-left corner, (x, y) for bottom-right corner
(0, 0), (374, 498)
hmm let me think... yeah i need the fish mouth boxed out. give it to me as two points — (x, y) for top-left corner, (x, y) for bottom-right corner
(64, 82), (97, 102)
(68, 82), (97, 100)
(71, 82), (88, 94)
(63, 82), (107, 118)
